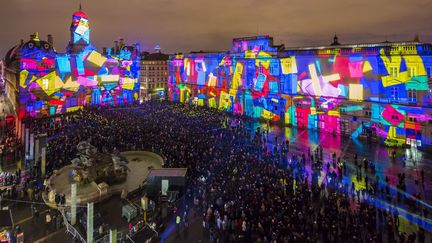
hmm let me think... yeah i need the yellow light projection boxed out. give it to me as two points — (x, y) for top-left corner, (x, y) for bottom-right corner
(122, 78), (136, 90)
(100, 75), (120, 83)
(280, 57), (298, 74)
(230, 62), (243, 96)
(380, 49), (427, 87)
(349, 84), (364, 101)
(62, 77), (80, 92)
(20, 70), (29, 88)
(219, 91), (232, 110)
(363, 61), (373, 72)
(207, 73), (217, 87)
(255, 51), (272, 69)
(86, 51), (107, 67)
(35, 71), (64, 96)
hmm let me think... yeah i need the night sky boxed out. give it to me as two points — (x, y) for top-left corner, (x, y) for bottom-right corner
(1, 0), (432, 57)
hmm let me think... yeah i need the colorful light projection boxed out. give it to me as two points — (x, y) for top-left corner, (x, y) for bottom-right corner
(168, 36), (432, 147)
(18, 9), (140, 118)
(71, 8), (90, 45)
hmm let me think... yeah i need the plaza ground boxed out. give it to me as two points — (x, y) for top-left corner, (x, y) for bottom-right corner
(1, 110), (431, 242)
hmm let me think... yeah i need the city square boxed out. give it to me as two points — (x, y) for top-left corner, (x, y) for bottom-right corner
(0, 1), (432, 243)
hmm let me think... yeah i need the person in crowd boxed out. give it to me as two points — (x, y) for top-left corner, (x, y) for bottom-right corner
(2, 100), (427, 242)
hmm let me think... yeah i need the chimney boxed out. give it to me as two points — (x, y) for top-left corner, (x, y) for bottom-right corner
(47, 34), (54, 46)
(119, 38), (125, 50)
(30, 34), (36, 40)
(103, 47), (107, 55)
(114, 40), (119, 53)
(20, 39), (24, 46)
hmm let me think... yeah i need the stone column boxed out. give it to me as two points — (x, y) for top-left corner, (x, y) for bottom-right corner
(141, 196), (148, 223)
(34, 139), (39, 164)
(71, 184), (77, 225)
(109, 229), (117, 243)
(20, 123), (25, 145)
(29, 133), (34, 160)
(25, 128), (29, 158)
(87, 202), (94, 243)
(41, 147), (46, 177)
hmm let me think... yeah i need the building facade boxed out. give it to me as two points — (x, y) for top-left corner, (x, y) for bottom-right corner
(4, 7), (140, 119)
(140, 49), (169, 101)
(168, 35), (432, 148)
(3, 42), (22, 114)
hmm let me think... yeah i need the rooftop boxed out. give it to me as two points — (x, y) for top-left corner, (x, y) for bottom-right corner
(232, 35), (272, 42)
(141, 52), (169, 61)
(72, 4), (88, 19)
(285, 41), (426, 51)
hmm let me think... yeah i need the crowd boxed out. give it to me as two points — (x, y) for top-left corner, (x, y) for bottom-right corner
(1, 100), (430, 243)
(0, 120), (20, 168)
(0, 93), (21, 167)
(0, 120), (36, 212)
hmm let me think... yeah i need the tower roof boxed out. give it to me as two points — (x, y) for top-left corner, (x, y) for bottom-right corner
(73, 4), (88, 19)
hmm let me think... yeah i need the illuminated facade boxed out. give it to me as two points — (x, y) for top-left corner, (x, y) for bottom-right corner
(16, 7), (140, 118)
(168, 35), (432, 148)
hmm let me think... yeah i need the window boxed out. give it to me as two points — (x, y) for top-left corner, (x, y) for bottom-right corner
(389, 67), (399, 78)
(427, 67), (432, 78)
(391, 87), (399, 100)
(365, 111), (371, 117)
(408, 67), (417, 77)
(42, 79), (49, 90)
(408, 89), (417, 102)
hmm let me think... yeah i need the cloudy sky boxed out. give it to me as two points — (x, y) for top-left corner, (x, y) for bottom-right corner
(1, 0), (431, 57)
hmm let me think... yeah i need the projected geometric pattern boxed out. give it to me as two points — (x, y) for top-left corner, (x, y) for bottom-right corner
(18, 8), (140, 118)
(168, 36), (432, 147)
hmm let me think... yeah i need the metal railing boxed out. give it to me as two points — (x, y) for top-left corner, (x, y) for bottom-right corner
(94, 232), (124, 243)
(125, 223), (158, 243)
(61, 209), (86, 243)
